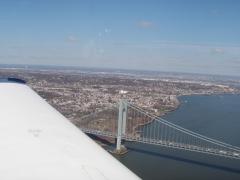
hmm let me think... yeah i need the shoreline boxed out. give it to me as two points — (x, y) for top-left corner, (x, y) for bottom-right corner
(134, 91), (240, 132)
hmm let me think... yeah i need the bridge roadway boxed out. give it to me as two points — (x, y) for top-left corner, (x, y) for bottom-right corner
(80, 128), (240, 160)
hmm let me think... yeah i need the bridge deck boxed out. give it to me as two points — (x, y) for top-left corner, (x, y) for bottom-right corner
(80, 128), (240, 160)
(78, 102), (240, 161)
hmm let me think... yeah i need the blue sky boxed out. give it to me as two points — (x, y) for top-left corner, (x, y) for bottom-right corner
(0, 0), (240, 76)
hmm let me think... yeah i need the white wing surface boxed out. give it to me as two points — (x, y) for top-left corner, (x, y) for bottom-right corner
(0, 79), (140, 180)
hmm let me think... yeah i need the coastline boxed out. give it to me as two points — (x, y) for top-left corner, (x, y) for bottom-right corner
(159, 91), (240, 118)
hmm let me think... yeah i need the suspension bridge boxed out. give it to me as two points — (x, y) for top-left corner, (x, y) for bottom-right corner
(76, 100), (240, 160)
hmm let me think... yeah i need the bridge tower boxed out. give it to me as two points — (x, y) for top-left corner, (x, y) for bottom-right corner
(116, 99), (128, 153)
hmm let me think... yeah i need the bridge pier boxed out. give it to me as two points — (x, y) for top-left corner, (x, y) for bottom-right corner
(115, 99), (128, 154)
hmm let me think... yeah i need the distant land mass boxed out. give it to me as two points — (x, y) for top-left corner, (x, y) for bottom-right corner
(0, 64), (239, 135)
(0, 63), (240, 86)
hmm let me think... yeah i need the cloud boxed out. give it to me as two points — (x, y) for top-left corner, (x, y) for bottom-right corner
(104, 28), (111, 33)
(137, 20), (154, 28)
(66, 35), (78, 43)
(211, 9), (222, 17)
(210, 48), (225, 55)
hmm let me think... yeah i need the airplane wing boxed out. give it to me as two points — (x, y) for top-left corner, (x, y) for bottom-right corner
(0, 78), (140, 180)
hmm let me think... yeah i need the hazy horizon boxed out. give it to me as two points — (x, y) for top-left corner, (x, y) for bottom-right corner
(1, 63), (240, 79)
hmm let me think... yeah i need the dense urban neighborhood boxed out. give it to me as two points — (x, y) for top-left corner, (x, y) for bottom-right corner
(0, 68), (238, 128)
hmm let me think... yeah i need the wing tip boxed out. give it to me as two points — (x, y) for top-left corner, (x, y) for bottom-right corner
(0, 77), (26, 84)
